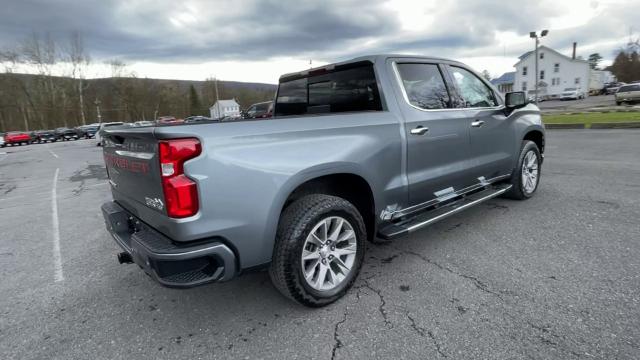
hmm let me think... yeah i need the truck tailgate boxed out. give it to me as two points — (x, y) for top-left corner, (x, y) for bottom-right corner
(101, 129), (167, 215)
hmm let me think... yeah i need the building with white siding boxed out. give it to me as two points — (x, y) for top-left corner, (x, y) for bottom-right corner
(513, 45), (590, 100)
(209, 99), (241, 119)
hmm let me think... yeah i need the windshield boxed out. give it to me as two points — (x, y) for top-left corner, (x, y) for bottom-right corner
(256, 103), (271, 112)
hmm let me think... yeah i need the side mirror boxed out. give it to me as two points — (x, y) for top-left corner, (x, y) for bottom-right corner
(505, 91), (527, 111)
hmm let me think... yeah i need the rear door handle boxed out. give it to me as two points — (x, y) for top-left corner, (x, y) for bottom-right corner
(410, 126), (429, 135)
(471, 120), (485, 127)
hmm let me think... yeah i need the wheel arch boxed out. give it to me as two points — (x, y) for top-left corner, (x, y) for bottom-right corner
(271, 168), (378, 244)
(523, 128), (545, 154)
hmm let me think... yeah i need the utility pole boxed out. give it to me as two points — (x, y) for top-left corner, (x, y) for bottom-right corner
(94, 98), (102, 123)
(529, 30), (548, 104)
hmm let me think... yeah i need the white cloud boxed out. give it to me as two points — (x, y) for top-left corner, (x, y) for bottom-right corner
(1, 0), (638, 82)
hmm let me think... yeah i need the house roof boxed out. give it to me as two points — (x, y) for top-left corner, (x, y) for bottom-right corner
(491, 71), (515, 85)
(514, 45), (589, 67)
(210, 99), (240, 109)
(519, 51), (533, 60)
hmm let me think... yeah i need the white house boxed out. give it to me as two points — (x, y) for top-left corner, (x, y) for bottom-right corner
(514, 45), (590, 100)
(209, 99), (241, 119)
(490, 71), (515, 94)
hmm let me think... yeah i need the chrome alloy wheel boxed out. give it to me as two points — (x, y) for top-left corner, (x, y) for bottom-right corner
(521, 150), (539, 194)
(301, 216), (358, 291)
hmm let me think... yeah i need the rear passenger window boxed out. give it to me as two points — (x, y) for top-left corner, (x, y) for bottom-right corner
(275, 62), (382, 116)
(450, 66), (498, 108)
(396, 63), (450, 110)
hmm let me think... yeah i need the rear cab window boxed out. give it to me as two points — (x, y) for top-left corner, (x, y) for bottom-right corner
(275, 62), (383, 117)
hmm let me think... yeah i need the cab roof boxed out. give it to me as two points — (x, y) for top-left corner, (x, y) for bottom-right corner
(278, 54), (465, 82)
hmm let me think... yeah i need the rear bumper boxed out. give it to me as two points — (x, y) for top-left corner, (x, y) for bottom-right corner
(101, 201), (237, 288)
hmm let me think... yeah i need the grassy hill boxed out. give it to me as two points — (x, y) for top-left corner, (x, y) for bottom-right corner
(0, 73), (277, 131)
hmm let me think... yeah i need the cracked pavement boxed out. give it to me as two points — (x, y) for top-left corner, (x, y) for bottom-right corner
(1, 130), (639, 359)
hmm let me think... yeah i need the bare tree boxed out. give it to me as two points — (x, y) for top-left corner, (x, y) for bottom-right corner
(67, 31), (91, 125)
(20, 32), (61, 128)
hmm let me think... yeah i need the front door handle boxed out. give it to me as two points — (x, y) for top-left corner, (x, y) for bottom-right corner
(471, 120), (485, 128)
(410, 126), (429, 135)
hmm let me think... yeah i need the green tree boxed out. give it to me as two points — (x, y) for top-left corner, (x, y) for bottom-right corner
(188, 84), (201, 116)
(481, 70), (491, 81)
(588, 53), (603, 70)
(609, 50), (640, 82)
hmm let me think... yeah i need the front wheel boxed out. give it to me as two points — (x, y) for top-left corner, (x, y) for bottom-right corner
(269, 194), (366, 307)
(504, 140), (541, 200)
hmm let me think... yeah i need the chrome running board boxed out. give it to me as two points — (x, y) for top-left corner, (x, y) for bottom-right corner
(377, 183), (512, 240)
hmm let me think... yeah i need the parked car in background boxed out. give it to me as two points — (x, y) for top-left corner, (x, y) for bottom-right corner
(156, 116), (184, 125)
(0, 133), (5, 147)
(76, 124), (99, 138)
(4, 131), (32, 146)
(184, 116), (212, 123)
(100, 54), (545, 307)
(604, 82), (625, 95)
(560, 88), (585, 100)
(133, 121), (155, 127)
(615, 83), (640, 105)
(55, 127), (79, 141)
(95, 122), (124, 146)
(242, 101), (274, 119)
(33, 130), (58, 143)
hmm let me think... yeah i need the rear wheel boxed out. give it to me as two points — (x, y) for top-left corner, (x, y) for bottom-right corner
(269, 194), (365, 307)
(504, 140), (541, 200)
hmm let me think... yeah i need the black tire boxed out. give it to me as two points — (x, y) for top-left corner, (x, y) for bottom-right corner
(504, 140), (541, 200)
(269, 194), (366, 307)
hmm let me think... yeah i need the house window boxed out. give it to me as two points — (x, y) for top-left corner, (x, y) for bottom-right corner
(575, 78), (580, 85)
(540, 70), (545, 80)
(522, 81), (527, 91)
(540, 53), (544, 59)
(554, 63), (559, 73)
(522, 66), (528, 76)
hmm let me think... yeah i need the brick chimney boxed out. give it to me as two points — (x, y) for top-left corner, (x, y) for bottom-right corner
(572, 42), (577, 60)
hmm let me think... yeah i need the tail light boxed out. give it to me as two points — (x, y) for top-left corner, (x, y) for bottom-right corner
(158, 138), (202, 218)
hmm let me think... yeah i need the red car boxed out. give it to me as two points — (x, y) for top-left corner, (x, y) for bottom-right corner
(4, 131), (32, 146)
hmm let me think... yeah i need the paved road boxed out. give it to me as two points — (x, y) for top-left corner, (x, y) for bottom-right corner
(1, 131), (639, 359)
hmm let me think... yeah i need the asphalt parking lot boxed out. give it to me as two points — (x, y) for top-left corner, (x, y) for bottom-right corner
(538, 94), (640, 113)
(1, 130), (639, 360)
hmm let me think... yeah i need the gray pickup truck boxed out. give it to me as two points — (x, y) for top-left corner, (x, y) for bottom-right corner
(101, 54), (544, 307)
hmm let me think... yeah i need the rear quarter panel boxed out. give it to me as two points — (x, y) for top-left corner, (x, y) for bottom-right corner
(147, 111), (405, 269)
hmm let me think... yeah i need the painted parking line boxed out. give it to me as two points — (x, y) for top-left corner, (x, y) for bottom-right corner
(51, 168), (64, 282)
(48, 148), (59, 158)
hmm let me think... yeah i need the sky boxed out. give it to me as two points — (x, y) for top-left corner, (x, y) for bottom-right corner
(0, 0), (638, 84)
